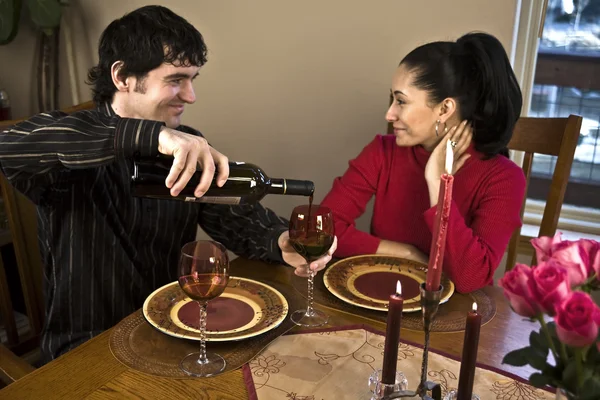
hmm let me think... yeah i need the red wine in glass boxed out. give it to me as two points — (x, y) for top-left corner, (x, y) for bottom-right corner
(289, 203), (334, 327)
(178, 240), (229, 377)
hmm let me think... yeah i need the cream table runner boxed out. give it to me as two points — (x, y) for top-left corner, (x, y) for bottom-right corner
(242, 325), (553, 400)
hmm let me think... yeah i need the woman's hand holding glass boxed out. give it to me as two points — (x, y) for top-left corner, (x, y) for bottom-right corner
(279, 232), (337, 277)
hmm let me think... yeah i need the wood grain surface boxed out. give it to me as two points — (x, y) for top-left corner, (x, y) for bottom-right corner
(0, 258), (537, 399)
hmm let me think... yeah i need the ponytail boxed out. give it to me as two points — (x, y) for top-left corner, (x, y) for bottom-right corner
(400, 32), (522, 158)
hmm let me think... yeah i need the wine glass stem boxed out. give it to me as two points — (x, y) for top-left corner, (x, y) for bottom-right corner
(306, 270), (315, 316)
(198, 300), (208, 365)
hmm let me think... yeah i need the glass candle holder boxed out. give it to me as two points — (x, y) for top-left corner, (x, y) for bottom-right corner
(368, 368), (408, 400)
(443, 389), (480, 400)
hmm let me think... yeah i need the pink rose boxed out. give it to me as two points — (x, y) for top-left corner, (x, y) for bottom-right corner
(578, 239), (600, 280)
(531, 233), (563, 262)
(551, 241), (592, 286)
(531, 234), (597, 286)
(498, 264), (541, 318)
(531, 261), (571, 316)
(555, 292), (600, 347)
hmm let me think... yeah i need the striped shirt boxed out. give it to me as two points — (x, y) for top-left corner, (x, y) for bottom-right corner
(0, 103), (288, 363)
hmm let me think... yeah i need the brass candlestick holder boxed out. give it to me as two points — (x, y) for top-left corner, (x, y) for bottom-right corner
(371, 283), (444, 400)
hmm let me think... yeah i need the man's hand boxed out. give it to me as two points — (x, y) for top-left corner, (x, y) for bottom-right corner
(278, 231), (338, 277)
(158, 127), (230, 197)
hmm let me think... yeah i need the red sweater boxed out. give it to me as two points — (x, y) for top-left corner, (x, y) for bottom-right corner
(321, 134), (526, 293)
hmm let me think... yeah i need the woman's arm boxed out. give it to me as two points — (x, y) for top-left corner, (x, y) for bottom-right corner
(376, 240), (429, 264)
(321, 136), (384, 256)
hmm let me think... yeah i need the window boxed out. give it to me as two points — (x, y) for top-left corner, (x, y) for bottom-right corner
(527, 0), (600, 210)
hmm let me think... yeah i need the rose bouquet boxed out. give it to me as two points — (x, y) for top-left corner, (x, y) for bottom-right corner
(498, 233), (600, 399)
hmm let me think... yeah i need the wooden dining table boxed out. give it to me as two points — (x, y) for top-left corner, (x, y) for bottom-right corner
(0, 257), (539, 399)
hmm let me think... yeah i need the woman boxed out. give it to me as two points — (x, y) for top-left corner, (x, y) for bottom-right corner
(320, 32), (526, 293)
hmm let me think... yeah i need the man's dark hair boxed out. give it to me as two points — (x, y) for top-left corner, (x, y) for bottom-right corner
(87, 5), (208, 104)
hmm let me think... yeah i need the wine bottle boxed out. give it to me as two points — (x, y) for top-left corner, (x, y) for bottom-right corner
(131, 157), (314, 205)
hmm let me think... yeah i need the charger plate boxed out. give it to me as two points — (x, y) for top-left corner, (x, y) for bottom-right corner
(323, 255), (454, 312)
(143, 277), (288, 341)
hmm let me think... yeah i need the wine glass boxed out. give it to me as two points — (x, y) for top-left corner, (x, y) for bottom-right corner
(178, 240), (230, 377)
(289, 204), (335, 327)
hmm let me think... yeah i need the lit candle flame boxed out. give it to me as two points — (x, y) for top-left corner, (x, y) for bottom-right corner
(472, 302), (478, 312)
(446, 139), (454, 175)
(396, 280), (402, 296)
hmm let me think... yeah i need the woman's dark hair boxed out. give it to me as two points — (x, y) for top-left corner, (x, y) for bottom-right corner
(87, 5), (208, 104)
(400, 32), (522, 158)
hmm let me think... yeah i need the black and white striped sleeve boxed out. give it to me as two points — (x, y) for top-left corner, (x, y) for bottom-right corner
(198, 203), (288, 263)
(0, 109), (163, 180)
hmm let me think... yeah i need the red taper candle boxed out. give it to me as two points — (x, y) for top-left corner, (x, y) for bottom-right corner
(381, 280), (404, 384)
(457, 302), (482, 400)
(426, 139), (454, 291)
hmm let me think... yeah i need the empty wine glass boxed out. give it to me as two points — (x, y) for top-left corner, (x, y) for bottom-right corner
(178, 240), (229, 377)
(289, 204), (334, 327)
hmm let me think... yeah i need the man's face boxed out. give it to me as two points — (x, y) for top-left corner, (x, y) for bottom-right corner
(122, 62), (200, 128)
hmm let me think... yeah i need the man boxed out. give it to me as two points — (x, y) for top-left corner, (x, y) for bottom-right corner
(0, 5), (335, 363)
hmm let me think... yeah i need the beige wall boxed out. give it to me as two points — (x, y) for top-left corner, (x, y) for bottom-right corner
(0, 0), (520, 234)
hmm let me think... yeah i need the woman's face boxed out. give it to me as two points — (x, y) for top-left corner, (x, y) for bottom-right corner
(386, 65), (443, 151)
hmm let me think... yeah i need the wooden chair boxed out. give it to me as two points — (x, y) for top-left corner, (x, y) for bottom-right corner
(504, 115), (582, 271)
(0, 100), (94, 385)
(0, 100), (94, 128)
(0, 343), (35, 384)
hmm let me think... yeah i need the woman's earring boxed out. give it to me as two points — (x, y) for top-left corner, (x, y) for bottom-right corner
(435, 120), (440, 137)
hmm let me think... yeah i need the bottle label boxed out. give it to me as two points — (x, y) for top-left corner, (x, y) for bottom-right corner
(184, 196), (242, 205)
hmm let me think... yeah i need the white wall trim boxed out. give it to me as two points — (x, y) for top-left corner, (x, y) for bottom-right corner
(511, 0), (544, 119)
(510, 0), (545, 168)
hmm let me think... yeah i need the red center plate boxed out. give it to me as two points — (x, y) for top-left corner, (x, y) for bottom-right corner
(323, 255), (454, 312)
(143, 277), (288, 341)
(177, 297), (256, 332)
(352, 271), (421, 301)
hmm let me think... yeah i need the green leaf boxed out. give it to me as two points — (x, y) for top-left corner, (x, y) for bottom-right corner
(528, 373), (553, 389)
(530, 330), (549, 354)
(541, 364), (563, 382)
(586, 342), (600, 369)
(25, 0), (61, 30)
(0, 0), (22, 45)
(580, 376), (600, 400)
(526, 347), (550, 370)
(562, 359), (577, 382)
(562, 359), (579, 394)
(502, 347), (530, 367)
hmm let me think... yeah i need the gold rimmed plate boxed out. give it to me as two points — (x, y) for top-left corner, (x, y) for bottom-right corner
(143, 277), (288, 341)
(323, 255), (454, 312)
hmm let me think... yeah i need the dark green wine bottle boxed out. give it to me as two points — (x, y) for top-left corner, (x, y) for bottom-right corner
(131, 157), (314, 204)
